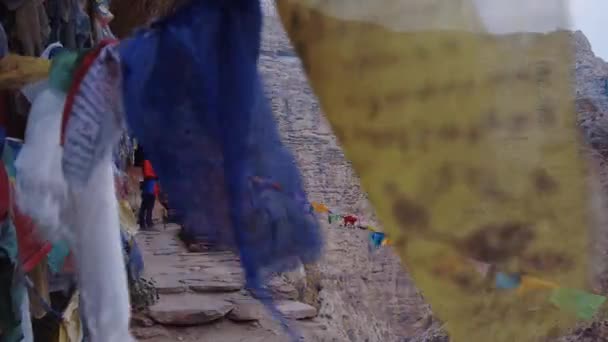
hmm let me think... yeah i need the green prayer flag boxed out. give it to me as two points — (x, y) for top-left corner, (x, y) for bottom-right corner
(48, 49), (89, 93)
(47, 240), (70, 274)
(0, 218), (26, 342)
(549, 288), (607, 320)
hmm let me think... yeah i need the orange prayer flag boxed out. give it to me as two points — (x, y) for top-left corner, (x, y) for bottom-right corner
(311, 201), (330, 213)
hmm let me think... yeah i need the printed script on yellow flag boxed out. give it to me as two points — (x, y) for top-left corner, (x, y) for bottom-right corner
(276, 0), (591, 341)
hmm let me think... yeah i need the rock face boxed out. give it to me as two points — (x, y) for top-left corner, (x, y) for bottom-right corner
(148, 293), (234, 326)
(573, 30), (608, 151)
(571, 31), (608, 296)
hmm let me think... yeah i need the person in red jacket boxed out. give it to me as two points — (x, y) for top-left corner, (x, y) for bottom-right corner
(139, 158), (160, 229)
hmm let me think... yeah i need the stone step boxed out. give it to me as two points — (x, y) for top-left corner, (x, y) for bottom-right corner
(152, 274), (188, 294)
(276, 301), (317, 320)
(153, 275), (245, 294)
(183, 278), (243, 293)
(226, 298), (318, 322)
(148, 293), (234, 326)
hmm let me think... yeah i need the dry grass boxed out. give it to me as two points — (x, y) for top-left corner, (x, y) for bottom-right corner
(301, 264), (323, 310)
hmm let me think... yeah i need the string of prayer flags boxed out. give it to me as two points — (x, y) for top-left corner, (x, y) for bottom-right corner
(312, 202), (391, 249)
(550, 288), (607, 320)
(312, 201), (366, 229)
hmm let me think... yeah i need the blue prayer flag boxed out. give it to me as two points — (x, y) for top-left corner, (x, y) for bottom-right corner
(118, 1), (322, 337)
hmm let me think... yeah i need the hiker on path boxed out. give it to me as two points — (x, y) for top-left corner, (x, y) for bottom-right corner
(138, 152), (160, 230)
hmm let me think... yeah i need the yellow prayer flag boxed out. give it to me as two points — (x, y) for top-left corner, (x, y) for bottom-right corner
(58, 291), (83, 342)
(517, 276), (559, 296)
(277, 1), (588, 341)
(0, 54), (50, 89)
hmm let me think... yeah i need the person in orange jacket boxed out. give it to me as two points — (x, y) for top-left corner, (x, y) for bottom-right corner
(139, 156), (160, 229)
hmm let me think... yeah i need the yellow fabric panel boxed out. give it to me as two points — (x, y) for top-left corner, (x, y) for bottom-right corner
(119, 200), (139, 235)
(0, 54), (50, 90)
(58, 291), (82, 342)
(517, 276), (559, 296)
(276, 1), (588, 341)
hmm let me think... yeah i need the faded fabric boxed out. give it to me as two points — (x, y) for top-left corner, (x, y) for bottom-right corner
(4, 138), (53, 272)
(0, 217), (26, 342)
(57, 44), (132, 341)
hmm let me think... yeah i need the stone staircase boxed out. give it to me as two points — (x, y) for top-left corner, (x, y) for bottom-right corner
(130, 224), (323, 342)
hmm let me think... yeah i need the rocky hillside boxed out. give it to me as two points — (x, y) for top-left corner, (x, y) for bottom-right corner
(572, 30), (608, 297)
(575, 30), (608, 155)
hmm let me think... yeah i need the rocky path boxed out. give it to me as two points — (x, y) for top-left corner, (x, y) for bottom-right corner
(129, 224), (329, 342)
